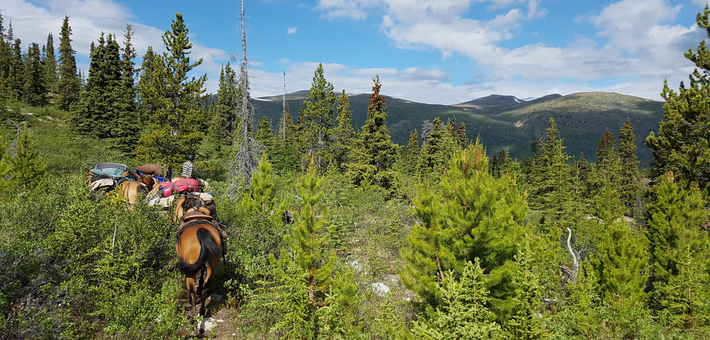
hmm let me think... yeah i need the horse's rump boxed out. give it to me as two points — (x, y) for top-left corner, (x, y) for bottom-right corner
(177, 226), (221, 276)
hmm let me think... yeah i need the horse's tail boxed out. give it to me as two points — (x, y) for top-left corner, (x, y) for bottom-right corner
(178, 227), (220, 277)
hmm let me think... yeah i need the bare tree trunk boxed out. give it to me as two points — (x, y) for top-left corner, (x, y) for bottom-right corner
(566, 227), (579, 282)
(226, 0), (260, 200)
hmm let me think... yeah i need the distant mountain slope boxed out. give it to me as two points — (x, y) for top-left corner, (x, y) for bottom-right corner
(494, 92), (665, 163)
(251, 91), (664, 165)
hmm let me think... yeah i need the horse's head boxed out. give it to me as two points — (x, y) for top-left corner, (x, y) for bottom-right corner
(173, 194), (210, 222)
(136, 173), (156, 190)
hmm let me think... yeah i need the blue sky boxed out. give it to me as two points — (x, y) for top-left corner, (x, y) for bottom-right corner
(2, 0), (708, 104)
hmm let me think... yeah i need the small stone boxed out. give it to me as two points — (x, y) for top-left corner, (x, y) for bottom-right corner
(371, 282), (390, 296)
(209, 294), (224, 303)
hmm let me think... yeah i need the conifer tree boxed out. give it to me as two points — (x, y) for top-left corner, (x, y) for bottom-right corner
(74, 34), (124, 139)
(9, 38), (23, 99)
(0, 12), (10, 93)
(505, 245), (549, 339)
(215, 62), (240, 145)
(0, 140), (13, 193)
(241, 152), (278, 216)
(347, 76), (398, 190)
(255, 116), (274, 157)
(457, 122), (467, 148)
(270, 160), (338, 335)
(417, 117), (445, 175)
(302, 63), (336, 170)
(647, 5), (710, 193)
(137, 13), (206, 171)
(401, 141), (528, 317)
(57, 16), (80, 111)
(11, 126), (47, 190)
(618, 120), (641, 214)
(113, 24), (140, 154)
(42, 33), (57, 94)
(411, 260), (503, 339)
(136, 46), (159, 125)
(273, 103), (300, 174)
(333, 89), (355, 171)
(22, 42), (46, 106)
(402, 129), (419, 175)
(647, 173), (709, 312)
(532, 118), (574, 222)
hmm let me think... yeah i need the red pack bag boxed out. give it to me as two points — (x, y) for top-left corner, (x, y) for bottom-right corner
(160, 179), (200, 197)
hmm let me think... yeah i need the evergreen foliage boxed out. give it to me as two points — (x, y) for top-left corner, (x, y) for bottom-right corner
(505, 245), (549, 339)
(56, 16), (80, 111)
(74, 33), (124, 139)
(269, 160), (344, 337)
(417, 117), (446, 176)
(42, 33), (57, 94)
(647, 173), (710, 315)
(618, 120), (641, 215)
(11, 126), (47, 190)
(136, 13), (207, 172)
(302, 63), (336, 170)
(215, 62), (240, 146)
(647, 5), (710, 193)
(402, 129), (419, 175)
(411, 260), (503, 339)
(22, 42), (46, 106)
(531, 118), (574, 224)
(113, 24), (139, 154)
(401, 140), (528, 318)
(9, 38), (23, 99)
(255, 116), (275, 158)
(333, 89), (355, 171)
(347, 76), (398, 191)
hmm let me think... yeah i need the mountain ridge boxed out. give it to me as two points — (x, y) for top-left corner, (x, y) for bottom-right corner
(249, 91), (665, 165)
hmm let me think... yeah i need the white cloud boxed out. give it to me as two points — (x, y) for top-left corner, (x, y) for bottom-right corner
(287, 27), (297, 34)
(3, 0), (232, 95)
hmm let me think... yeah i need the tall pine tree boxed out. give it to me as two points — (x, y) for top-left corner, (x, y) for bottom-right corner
(136, 13), (207, 172)
(22, 42), (46, 106)
(347, 76), (398, 191)
(302, 63), (336, 170)
(56, 16), (80, 111)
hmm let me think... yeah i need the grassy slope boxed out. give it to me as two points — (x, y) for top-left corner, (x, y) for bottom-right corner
(0, 101), (131, 176)
(253, 91), (664, 164)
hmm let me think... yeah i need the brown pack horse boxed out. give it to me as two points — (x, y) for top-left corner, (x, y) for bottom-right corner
(118, 180), (148, 206)
(135, 173), (157, 191)
(176, 212), (224, 316)
(173, 194), (213, 222)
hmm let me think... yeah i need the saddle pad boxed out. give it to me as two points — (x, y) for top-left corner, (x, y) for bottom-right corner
(90, 178), (116, 191)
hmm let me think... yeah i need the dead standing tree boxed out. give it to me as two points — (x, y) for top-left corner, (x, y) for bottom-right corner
(226, 0), (260, 200)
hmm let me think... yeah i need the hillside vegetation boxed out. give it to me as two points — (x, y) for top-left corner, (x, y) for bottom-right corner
(1, 8), (709, 340)
(253, 91), (664, 164)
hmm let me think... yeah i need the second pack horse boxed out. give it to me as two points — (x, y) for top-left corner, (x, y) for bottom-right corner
(175, 210), (225, 316)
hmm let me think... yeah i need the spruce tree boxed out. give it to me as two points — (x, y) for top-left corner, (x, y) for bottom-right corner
(647, 173), (709, 314)
(273, 103), (300, 174)
(136, 46), (159, 125)
(402, 129), (419, 175)
(270, 160), (338, 336)
(255, 116), (274, 157)
(417, 117), (445, 176)
(57, 16), (80, 111)
(136, 13), (207, 172)
(302, 63), (336, 170)
(0, 12), (9, 93)
(532, 118), (574, 223)
(411, 260), (503, 339)
(113, 24), (140, 154)
(618, 120), (641, 215)
(647, 5), (710, 193)
(333, 89), (355, 171)
(11, 126), (47, 190)
(505, 245), (549, 339)
(22, 42), (46, 106)
(590, 196), (650, 302)
(42, 33), (57, 94)
(401, 141), (528, 318)
(347, 76), (398, 190)
(215, 62), (240, 145)
(9, 38), (23, 99)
